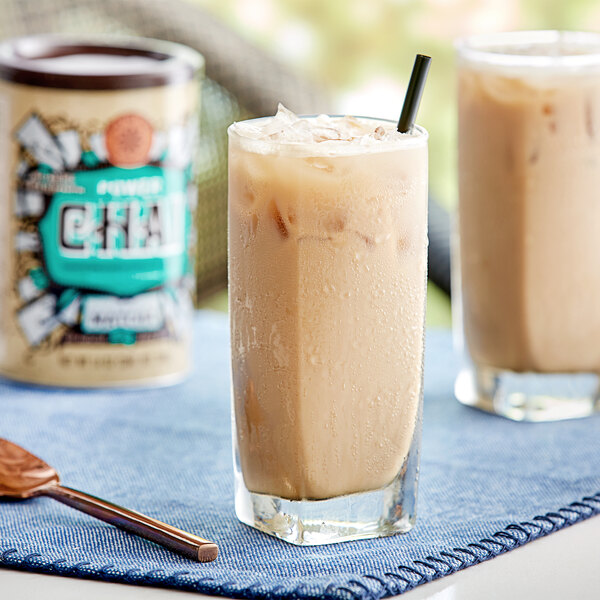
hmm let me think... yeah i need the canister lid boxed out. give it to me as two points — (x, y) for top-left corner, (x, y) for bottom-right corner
(0, 34), (204, 89)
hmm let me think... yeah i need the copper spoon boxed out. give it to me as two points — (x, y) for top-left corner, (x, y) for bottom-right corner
(0, 438), (218, 562)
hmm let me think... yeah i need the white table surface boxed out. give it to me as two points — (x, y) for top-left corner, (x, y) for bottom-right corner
(2, 515), (599, 600)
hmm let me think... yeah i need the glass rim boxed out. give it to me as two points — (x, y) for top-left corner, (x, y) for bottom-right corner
(228, 115), (428, 156)
(455, 30), (600, 70)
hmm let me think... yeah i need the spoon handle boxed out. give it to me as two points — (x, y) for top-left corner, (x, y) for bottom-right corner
(43, 485), (218, 562)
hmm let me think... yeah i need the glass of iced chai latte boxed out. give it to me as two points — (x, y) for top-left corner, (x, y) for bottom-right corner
(228, 105), (428, 545)
(456, 31), (600, 421)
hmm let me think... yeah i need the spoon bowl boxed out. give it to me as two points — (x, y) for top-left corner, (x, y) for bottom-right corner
(0, 438), (59, 498)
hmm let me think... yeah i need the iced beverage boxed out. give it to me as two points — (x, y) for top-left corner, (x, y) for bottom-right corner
(228, 106), (428, 544)
(456, 31), (600, 420)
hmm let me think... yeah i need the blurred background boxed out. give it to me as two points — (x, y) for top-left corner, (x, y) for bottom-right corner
(3, 0), (598, 326)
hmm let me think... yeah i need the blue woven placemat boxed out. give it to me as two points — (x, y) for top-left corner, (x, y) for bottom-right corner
(1, 310), (599, 599)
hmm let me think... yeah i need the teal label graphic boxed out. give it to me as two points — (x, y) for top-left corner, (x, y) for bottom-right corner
(12, 111), (197, 349)
(39, 167), (188, 296)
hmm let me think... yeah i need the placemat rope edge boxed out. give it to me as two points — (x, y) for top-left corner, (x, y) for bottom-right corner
(1, 491), (599, 599)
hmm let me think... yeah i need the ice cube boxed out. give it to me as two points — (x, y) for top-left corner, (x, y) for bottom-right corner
(286, 119), (313, 142)
(18, 275), (45, 302)
(269, 201), (289, 239)
(56, 130), (81, 169)
(275, 103), (300, 124)
(18, 294), (60, 346)
(343, 115), (365, 130)
(57, 294), (81, 327)
(15, 190), (44, 218)
(304, 157), (334, 172)
(15, 231), (41, 252)
(233, 104), (411, 146)
(15, 115), (64, 171)
(311, 127), (342, 143)
(89, 133), (107, 161)
(235, 124), (264, 140)
(373, 126), (386, 140)
(247, 212), (259, 239)
(258, 103), (301, 139)
(325, 211), (347, 233)
(260, 121), (285, 139)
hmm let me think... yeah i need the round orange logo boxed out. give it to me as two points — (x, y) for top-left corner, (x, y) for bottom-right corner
(105, 114), (153, 167)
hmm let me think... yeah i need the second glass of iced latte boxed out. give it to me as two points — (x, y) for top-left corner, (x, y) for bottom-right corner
(456, 31), (600, 422)
(228, 106), (428, 545)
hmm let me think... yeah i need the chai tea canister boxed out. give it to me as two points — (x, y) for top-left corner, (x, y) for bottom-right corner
(0, 35), (203, 386)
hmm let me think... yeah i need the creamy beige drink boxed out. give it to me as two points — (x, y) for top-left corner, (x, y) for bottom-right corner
(456, 31), (600, 420)
(228, 106), (428, 543)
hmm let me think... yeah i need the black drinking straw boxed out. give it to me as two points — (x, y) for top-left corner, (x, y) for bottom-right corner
(397, 54), (431, 133)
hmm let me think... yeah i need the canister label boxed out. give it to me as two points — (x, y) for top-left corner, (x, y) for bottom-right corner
(12, 110), (197, 349)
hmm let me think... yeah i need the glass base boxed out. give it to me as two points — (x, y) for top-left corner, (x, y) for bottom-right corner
(455, 365), (600, 422)
(234, 468), (417, 546)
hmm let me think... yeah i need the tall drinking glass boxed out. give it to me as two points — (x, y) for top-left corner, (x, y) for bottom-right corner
(228, 110), (428, 544)
(456, 31), (600, 421)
